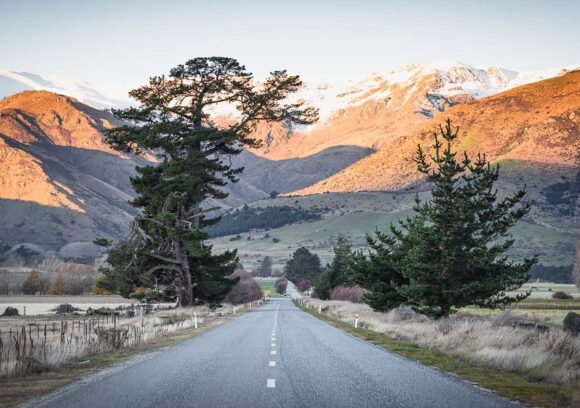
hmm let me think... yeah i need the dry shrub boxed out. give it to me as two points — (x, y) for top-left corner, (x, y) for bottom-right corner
(329, 285), (365, 303)
(297, 279), (312, 292)
(21, 270), (49, 294)
(552, 291), (573, 300)
(303, 299), (580, 385)
(275, 277), (288, 294)
(225, 276), (263, 305)
(94, 327), (129, 349)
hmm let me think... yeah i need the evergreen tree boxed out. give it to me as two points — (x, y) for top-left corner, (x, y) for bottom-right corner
(574, 241), (580, 289)
(351, 119), (536, 318)
(315, 237), (353, 299)
(284, 247), (322, 283)
(257, 256), (273, 277)
(100, 57), (317, 306)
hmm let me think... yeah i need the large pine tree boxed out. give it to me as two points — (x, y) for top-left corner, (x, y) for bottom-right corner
(101, 57), (317, 306)
(351, 119), (536, 318)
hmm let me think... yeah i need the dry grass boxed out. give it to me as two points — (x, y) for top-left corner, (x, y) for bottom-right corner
(0, 304), (248, 379)
(302, 299), (580, 386)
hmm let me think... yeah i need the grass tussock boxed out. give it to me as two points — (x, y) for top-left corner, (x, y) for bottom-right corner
(303, 299), (580, 386)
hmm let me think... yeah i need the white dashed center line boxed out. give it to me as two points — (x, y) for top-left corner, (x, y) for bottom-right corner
(271, 350), (276, 355)
(269, 361), (276, 367)
(271, 343), (276, 347)
(267, 379), (276, 388)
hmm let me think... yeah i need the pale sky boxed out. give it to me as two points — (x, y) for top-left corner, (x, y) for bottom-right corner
(1, 0), (578, 96)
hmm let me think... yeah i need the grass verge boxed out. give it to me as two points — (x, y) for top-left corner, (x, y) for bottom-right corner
(0, 315), (233, 408)
(297, 302), (579, 408)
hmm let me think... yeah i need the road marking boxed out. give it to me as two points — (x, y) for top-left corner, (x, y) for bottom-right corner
(271, 350), (276, 355)
(271, 343), (276, 347)
(271, 337), (275, 341)
(267, 379), (276, 388)
(269, 361), (276, 367)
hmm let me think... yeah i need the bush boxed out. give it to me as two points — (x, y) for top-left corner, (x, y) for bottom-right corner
(329, 285), (365, 303)
(21, 270), (49, 294)
(275, 277), (288, 294)
(224, 277), (263, 305)
(298, 279), (312, 292)
(552, 291), (574, 300)
(131, 287), (160, 302)
(47, 274), (64, 295)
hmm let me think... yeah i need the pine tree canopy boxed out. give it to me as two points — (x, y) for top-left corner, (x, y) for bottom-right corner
(285, 247), (323, 283)
(350, 119), (537, 318)
(315, 237), (353, 299)
(257, 256), (273, 277)
(99, 57), (318, 306)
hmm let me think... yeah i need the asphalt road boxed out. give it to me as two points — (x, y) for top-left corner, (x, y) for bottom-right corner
(24, 298), (518, 408)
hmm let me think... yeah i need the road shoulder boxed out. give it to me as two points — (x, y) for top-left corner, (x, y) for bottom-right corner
(296, 301), (579, 408)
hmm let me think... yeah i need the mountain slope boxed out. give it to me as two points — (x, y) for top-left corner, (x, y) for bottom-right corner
(294, 70), (580, 195)
(0, 91), (142, 248)
(0, 91), (371, 250)
(251, 63), (577, 160)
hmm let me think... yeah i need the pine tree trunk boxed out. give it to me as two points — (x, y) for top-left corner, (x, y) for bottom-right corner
(176, 241), (193, 307)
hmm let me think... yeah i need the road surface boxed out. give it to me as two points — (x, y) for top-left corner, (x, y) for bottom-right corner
(24, 298), (518, 408)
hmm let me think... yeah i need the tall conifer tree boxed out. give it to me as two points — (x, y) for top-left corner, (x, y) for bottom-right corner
(351, 119), (536, 317)
(101, 57), (317, 306)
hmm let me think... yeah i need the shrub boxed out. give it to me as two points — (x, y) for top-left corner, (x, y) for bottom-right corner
(47, 274), (64, 295)
(298, 279), (312, 292)
(329, 285), (365, 303)
(91, 274), (114, 295)
(552, 291), (574, 300)
(275, 277), (288, 294)
(224, 277), (263, 305)
(131, 287), (159, 302)
(21, 270), (49, 294)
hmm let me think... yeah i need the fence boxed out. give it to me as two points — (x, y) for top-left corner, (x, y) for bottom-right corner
(0, 301), (262, 378)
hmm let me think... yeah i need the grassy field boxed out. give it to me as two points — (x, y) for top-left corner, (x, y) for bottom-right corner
(255, 277), (277, 295)
(210, 192), (577, 270)
(461, 283), (580, 325)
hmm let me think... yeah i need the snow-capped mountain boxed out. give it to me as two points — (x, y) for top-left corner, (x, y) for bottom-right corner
(0, 71), (130, 109)
(294, 62), (578, 123)
(250, 62), (579, 160)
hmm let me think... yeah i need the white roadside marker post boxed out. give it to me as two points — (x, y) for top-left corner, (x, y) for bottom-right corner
(354, 313), (359, 329)
(194, 312), (198, 329)
(318, 305), (322, 314)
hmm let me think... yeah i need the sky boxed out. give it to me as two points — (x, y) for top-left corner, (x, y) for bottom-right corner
(0, 0), (579, 97)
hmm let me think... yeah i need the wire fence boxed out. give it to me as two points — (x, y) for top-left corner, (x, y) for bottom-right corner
(0, 301), (261, 378)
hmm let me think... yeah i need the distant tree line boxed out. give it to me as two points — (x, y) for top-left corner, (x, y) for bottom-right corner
(206, 205), (321, 238)
(529, 264), (574, 283)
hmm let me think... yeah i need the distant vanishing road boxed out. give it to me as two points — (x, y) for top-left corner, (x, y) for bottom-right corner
(24, 298), (518, 408)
